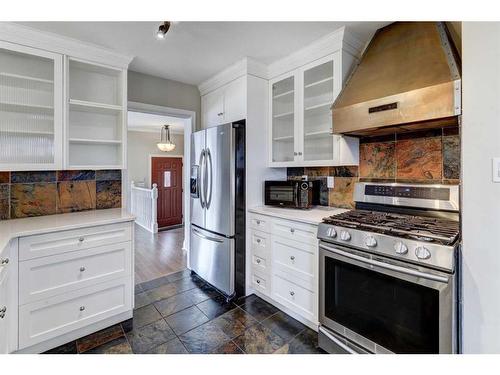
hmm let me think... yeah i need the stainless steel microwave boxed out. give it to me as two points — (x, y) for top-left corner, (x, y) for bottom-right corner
(264, 180), (320, 209)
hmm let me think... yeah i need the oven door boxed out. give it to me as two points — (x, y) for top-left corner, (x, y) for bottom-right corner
(319, 242), (456, 354)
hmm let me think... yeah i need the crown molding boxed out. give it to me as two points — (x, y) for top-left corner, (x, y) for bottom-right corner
(267, 26), (364, 79)
(198, 57), (267, 96)
(0, 22), (134, 68)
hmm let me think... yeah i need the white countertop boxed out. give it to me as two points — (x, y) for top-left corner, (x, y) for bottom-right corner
(0, 208), (135, 252)
(248, 205), (349, 225)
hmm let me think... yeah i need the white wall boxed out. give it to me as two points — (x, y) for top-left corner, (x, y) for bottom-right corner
(127, 130), (185, 188)
(462, 22), (500, 353)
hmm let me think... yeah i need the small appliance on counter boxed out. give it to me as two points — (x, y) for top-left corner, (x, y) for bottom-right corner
(190, 121), (246, 300)
(264, 180), (320, 209)
(317, 182), (461, 354)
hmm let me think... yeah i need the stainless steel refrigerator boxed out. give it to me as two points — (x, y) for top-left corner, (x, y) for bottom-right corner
(190, 121), (245, 299)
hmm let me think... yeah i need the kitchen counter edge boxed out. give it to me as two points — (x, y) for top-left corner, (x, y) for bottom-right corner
(248, 206), (348, 226)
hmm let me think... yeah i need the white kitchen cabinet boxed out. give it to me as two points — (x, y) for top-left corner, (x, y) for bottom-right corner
(268, 53), (359, 167)
(248, 212), (319, 328)
(201, 75), (246, 128)
(0, 40), (63, 171)
(0, 240), (17, 354)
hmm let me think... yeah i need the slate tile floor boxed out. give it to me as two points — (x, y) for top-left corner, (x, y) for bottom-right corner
(43, 271), (325, 354)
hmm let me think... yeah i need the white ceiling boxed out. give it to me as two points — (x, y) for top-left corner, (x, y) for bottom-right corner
(18, 21), (387, 86)
(127, 111), (185, 133)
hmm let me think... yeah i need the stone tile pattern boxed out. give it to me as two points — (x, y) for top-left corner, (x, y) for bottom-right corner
(43, 271), (325, 355)
(286, 127), (461, 208)
(0, 169), (121, 220)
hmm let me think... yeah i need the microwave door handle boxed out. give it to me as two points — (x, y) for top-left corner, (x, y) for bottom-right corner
(319, 244), (449, 284)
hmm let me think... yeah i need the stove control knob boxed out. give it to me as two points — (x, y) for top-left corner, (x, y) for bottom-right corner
(327, 227), (337, 238)
(365, 236), (377, 247)
(415, 246), (431, 260)
(394, 241), (408, 255)
(340, 230), (351, 241)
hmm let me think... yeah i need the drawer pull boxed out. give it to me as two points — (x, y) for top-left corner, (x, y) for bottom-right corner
(0, 257), (9, 265)
(256, 220), (261, 225)
(256, 279), (261, 284)
(256, 239), (261, 243)
(290, 228), (295, 233)
(289, 291), (295, 296)
(256, 259), (261, 264)
(78, 237), (85, 242)
(0, 306), (6, 318)
(290, 256), (295, 261)
(79, 306), (86, 311)
(80, 266), (86, 272)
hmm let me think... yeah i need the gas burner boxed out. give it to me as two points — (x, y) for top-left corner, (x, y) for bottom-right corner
(323, 210), (460, 246)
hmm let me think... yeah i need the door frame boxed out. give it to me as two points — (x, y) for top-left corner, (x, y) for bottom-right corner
(149, 154), (184, 226)
(125, 101), (196, 260)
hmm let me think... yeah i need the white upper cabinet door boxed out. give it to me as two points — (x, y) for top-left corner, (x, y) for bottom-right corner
(268, 72), (299, 167)
(201, 86), (225, 128)
(0, 41), (63, 171)
(222, 76), (246, 123)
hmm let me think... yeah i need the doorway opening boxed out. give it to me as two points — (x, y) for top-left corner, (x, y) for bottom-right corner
(125, 101), (195, 284)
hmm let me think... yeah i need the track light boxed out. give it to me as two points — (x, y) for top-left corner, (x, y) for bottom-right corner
(156, 21), (171, 39)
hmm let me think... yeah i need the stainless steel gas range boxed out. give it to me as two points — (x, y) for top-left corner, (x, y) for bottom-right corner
(317, 182), (461, 354)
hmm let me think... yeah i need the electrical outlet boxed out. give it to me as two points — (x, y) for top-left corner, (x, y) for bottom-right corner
(493, 158), (500, 182)
(301, 175), (308, 181)
(327, 176), (334, 188)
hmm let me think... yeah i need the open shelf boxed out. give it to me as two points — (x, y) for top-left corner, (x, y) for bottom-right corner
(273, 111), (294, 119)
(305, 76), (333, 89)
(273, 135), (294, 141)
(273, 90), (294, 99)
(304, 129), (331, 138)
(305, 101), (331, 112)
(69, 138), (121, 145)
(0, 72), (54, 85)
(2, 129), (53, 136)
(69, 99), (122, 114)
(0, 100), (53, 114)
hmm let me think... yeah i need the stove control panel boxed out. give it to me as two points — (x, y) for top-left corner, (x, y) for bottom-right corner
(365, 185), (450, 200)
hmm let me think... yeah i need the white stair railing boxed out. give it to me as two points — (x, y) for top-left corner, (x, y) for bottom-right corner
(130, 181), (158, 233)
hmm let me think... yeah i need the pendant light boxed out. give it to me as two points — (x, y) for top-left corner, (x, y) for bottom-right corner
(157, 125), (176, 152)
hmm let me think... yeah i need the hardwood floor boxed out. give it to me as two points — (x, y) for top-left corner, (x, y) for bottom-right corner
(134, 224), (187, 284)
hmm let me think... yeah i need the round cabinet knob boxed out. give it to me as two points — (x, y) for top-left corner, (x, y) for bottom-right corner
(256, 279), (261, 284)
(78, 237), (85, 242)
(364, 236), (377, 248)
(340, 230), (351, 241)
(327, 227), (337, 238)
(80, 266), (86, 272)
(0, 306), (6, 319)
(394, 241), (409, 255)
(290, 228), (295, 233)
(256, 238), (261, 243)
(415, 246), (431, 260)
(289, 291), (295, 296)
(256, 220), (261, 225)
(80, 306), (86, 312)
(0, 257), (9, 265)
(256, 259), (261, 264)
(290, 256), (295, 261)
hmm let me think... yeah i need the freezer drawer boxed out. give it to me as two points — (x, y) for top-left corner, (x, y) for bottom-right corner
(190, 225), (234, 296)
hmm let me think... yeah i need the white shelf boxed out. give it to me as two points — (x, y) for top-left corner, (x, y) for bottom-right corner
(305, 101), (331, 112)
(0, 100), (54, 113)
(67, 164), (122, 170)
(69, 138), (122, 145)
(305, 76), (333, 89)
(304, 129), (331, 138)
(273, 135), (294, 141)
(69, 99), (123, 114)
(273, 90), (294, 99)
(0, 72), (53, 85)
(1, 129), (54, 136)
(273, 111), (294, 119)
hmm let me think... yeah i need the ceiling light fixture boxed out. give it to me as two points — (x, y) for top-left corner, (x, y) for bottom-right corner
(156, 21), (171, 39)
(157, 125), (176, 152)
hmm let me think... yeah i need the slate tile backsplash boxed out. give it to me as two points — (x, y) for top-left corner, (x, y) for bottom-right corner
(0, 169), (122, 220)
(286, 126), (461, 209)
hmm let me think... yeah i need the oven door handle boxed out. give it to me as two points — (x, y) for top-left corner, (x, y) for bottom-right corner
(319, 244), (449, 284)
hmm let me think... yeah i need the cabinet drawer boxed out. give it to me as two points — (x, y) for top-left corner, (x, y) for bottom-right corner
(251, 254), (268, 275)
(19, 222), (133, 260)
(19, 277), (132, 349)
(272, 274), (315, 320)
(250, 230), (270, 258)
(251, 272), (269, 295)
(249, 214), (271, 233)
(272, 219), (317, 245)
(19, 242), (132, 305)
(272, 236), (316, 286)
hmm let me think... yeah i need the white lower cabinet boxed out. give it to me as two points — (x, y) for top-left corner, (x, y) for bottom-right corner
(1, 220), (134, 353)
(249, 213), (318, 327)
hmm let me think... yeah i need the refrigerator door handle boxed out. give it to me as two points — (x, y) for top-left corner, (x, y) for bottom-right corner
(199, 149), (206, 208)
(192, 227), (224, 243)
(206, 148), (213, 209)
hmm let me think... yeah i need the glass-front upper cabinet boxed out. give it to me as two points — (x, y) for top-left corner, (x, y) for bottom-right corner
(0, 41), (63, 170)
(302, 57), (335, 162)
(269, 74), (296, 164)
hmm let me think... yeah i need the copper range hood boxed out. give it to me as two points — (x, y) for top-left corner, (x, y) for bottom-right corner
(332, 22), (461, 136)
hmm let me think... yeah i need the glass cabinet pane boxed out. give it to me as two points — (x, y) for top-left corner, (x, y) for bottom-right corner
(271, 76), (295, 162)
(303, 60), (334, 161)
(0, 47), (55, 164)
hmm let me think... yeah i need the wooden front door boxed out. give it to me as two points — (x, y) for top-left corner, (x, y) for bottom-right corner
(151, 157), (183, 228)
